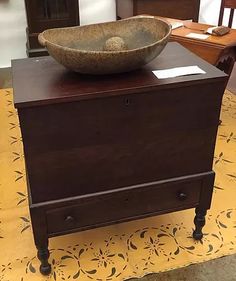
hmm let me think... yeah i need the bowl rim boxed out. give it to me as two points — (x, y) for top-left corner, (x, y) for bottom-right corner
(38, 15), (172, 55)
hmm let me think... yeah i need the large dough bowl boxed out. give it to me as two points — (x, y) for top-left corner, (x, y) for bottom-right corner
(38, 16), (171, 75)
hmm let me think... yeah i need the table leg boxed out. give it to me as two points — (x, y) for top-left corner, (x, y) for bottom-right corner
(30, 207), (51, 275)
(37, 242), (51, 275)
(216, 54), (235, 76)
(193, 207), (207, 240)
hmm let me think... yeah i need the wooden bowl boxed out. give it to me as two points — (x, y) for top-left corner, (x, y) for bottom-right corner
(38, 16), (171, 75)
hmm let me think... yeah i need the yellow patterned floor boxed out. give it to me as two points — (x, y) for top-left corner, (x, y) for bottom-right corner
(0, 88), (236, 281)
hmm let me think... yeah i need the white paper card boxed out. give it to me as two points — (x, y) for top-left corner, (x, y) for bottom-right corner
(205, 26), (218, 34)
(171, 22), (184, 30)
(186, 33), (209, 40)
(152, 66), (206, 79)
(206, 27), (215, 34)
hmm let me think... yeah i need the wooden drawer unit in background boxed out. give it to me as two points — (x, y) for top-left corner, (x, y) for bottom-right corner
(12, 42), (227, 275)
(133, 0), (200, 22)
(24, 0), (80, 57)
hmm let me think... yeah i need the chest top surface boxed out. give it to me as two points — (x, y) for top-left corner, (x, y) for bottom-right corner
(12, 42), (227, 108)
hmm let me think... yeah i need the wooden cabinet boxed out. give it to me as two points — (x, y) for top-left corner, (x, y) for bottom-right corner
(133, 0), (200, 22)
(24, 0), (79, 57)
(12, 42), (227, 275)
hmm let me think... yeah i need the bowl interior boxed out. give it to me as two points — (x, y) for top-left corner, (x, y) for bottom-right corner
(41, 17), (170, 52)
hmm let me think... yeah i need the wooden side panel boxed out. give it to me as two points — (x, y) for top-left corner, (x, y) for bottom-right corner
(169, 37), (222, 65)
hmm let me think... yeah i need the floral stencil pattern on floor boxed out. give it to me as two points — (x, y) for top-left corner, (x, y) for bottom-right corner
(0, 88), (236, 281)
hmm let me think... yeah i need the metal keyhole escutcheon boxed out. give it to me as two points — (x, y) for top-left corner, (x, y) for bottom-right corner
(125, 97), (131, 106)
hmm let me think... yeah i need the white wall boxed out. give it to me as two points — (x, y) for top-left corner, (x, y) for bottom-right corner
(0, 0), (236, 68)
(0, 0), (116, 68)
(199, 0), (236, 26)
(0, 0), (27, 68)
(79, 0), (116, 25)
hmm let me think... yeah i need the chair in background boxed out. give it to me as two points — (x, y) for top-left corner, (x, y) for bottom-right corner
(218, 0), (236, 27)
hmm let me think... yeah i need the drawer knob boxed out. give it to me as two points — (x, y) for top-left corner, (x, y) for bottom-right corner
(65, 215), (75, 223)
(178, 192), (187, 201)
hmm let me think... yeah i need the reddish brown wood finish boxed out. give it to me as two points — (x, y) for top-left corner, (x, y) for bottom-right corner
(12, 42), (227, 275)
(13, 43), (227, 107)
(133, 0), (200, 22)
(18, 83), (222, 204)
(45, 176), (202, 236)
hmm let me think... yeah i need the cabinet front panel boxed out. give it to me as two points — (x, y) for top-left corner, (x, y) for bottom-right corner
(19, 83), (222, 203)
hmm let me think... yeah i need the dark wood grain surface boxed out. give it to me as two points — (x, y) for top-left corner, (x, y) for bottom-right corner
(45, 175), (202, 236)
(14, 42), (227, 204)
(12, 42), (226, 108)
(19, 80), (224, 203)
(12, 42), (227, 274)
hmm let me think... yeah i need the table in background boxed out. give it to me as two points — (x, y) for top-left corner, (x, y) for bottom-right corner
(160, 17), (236, 76)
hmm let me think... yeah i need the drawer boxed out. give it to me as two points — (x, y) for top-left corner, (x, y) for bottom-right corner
(46, 179), (202, 235)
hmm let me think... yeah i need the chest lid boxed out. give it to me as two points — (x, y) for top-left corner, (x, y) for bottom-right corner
(12, 42), (227, 108)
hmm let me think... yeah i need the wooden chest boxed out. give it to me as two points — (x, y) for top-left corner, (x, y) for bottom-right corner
(12, 42), (227, 275)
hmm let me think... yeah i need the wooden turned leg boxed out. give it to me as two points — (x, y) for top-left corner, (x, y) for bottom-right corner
(37, 245), (51, 275)
(193, 208), (207, 240)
